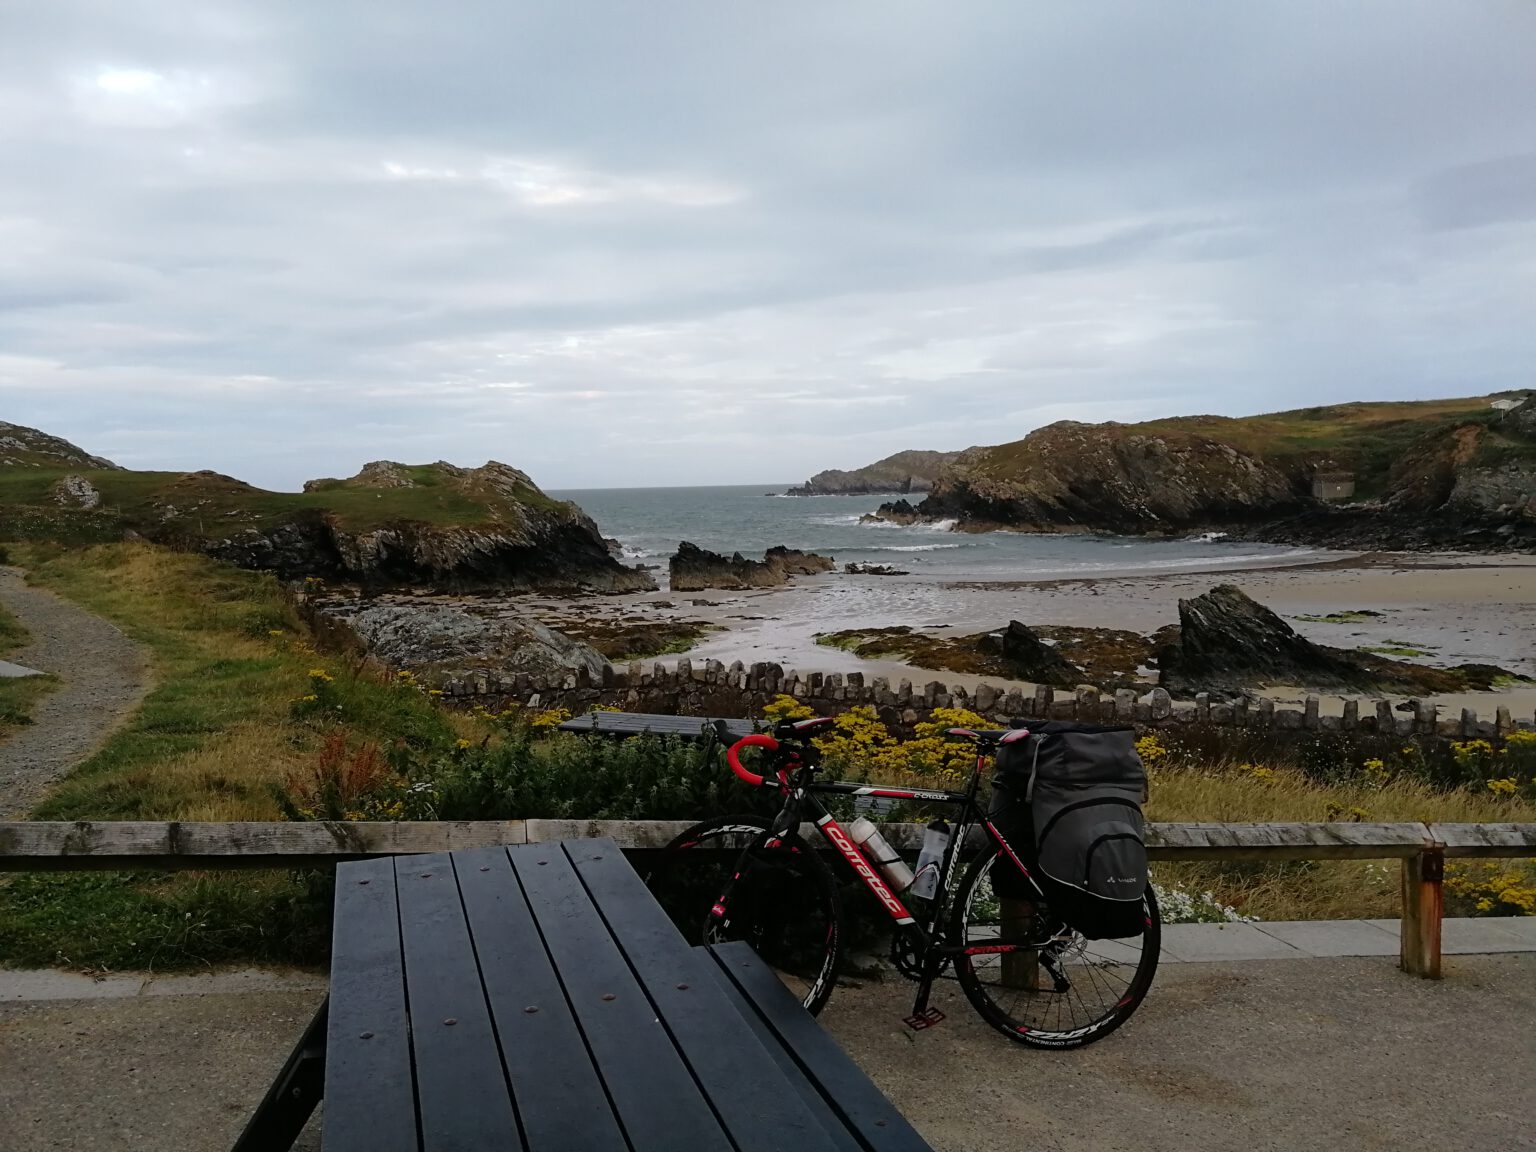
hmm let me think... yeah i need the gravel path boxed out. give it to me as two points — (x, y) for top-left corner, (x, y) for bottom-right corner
(0, 567), (151, 817)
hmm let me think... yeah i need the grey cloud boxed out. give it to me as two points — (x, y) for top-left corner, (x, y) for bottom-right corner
(1, 0), (1534, 489)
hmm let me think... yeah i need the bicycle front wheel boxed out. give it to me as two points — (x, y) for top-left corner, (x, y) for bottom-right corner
(949, 849), (1160, 1048)
(644, 815), (843, 1015)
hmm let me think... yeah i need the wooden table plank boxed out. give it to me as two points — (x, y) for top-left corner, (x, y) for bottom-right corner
(568, 844), (845, 1152)
(454, 846), (628, 1152)
(556, 712), (752, 740)
(511, 840), (732, 1152)
(394, 853), (523, 1151)
(703, 955), (865, 1152)
(324, 858), (420, 1152)
(707, 942), (935, 1152)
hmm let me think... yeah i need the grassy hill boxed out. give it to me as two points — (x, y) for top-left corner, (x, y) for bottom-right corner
(912, 393), (1536, 541)
(0, 425), (651, 589)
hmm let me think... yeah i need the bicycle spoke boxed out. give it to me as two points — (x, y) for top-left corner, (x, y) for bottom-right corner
(950, 849), (1159, 1046)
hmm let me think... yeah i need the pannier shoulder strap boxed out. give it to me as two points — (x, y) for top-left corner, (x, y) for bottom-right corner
(1024, 738), (1044, 804)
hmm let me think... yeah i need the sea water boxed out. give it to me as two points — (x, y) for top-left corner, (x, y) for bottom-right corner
(551, 484), (1331, 582)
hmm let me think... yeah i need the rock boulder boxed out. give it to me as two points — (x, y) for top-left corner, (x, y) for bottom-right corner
(1157, 585), (1368, 691)
(346, 603), (610, 685)
(50, 474), (102, 510)
(669, 542), (834, 591)
(997, 620), (1083, 686)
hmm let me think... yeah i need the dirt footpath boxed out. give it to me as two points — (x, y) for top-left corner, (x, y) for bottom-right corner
(1, 954), (1532, 1152)
(0, 568), (150, 816)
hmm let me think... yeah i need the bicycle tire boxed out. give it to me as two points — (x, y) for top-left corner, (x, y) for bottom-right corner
(645, 815), (844, 1015)
(948, 849), (1160, 1049)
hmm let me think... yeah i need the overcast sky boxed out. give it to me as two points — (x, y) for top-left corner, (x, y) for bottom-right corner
(2, 2), (1534, 490)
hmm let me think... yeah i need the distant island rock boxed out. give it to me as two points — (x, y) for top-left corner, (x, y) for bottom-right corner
(866, 394), (1536, 551)
(670, 542), (834, 591)
(785, 449), (962, 496)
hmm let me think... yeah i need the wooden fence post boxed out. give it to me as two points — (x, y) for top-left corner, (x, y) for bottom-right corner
(1000, 898), (1040, 991)
(1400, 845), (1444, 979)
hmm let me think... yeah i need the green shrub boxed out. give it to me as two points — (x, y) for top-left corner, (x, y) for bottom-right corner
(407, 731), (767, 822)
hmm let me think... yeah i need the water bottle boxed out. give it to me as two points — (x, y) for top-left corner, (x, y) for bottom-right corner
(849, 817), (915, 891)
(909, 818), (951, 900)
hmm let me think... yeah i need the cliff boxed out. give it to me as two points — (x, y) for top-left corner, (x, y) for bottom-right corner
(0, 430), (654, 591)
(876, 394), (1536, 547)
(915, 425), (1307, 534)
(785, 449), (961, 496)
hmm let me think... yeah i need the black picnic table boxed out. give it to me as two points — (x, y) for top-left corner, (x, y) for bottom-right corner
(235, 837), (934, 1152)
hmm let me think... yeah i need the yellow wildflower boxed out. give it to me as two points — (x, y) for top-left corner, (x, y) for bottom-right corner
(1487, 777), (1519, 796)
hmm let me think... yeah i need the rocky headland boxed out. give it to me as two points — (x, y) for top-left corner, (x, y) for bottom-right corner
(785, 449), (961, 496)
(0, 427), (655, 593)
(868, 394), (1536, 551)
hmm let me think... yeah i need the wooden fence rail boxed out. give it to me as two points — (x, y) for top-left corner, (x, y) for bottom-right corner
(2, 820), (1532, 979)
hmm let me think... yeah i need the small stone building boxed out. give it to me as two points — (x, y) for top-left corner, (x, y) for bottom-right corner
(1311, 470), (1356, 501)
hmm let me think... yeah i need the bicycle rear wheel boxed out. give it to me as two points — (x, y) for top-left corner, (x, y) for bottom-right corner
(645, 816), (843, 1015)
(949, 849), (1159, 1048)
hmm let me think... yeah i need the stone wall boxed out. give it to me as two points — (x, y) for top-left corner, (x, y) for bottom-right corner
(437, 658), (1536, 740)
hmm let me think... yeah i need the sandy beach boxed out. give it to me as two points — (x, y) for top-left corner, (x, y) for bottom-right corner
(518, 551), (1536, 718)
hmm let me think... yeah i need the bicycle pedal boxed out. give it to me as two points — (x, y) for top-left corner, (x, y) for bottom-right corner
(903, 1008), (946, 1031)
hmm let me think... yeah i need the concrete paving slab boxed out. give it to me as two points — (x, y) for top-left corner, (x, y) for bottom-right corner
(1487, 916), (1536, 945)
(142, 968), (327, 997)
(1253, 919), (1399, 957)
(1366, 917), (1534, 954)
(819, 954), (1536, 1152)
(1160, 922), (1305, 962)
(0, 970), (144, 1002)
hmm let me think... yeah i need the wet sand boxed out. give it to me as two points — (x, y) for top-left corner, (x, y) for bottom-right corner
(523, 551), (1536, 715)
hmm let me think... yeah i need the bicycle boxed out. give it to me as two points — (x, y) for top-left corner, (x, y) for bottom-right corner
(645, 717), (1160, 1049)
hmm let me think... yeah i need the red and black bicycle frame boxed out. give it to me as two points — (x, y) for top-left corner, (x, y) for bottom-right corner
(717, 730), (1048, 1026)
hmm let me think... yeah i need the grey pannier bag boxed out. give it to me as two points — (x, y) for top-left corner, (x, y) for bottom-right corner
(988, 721), (1149, 939)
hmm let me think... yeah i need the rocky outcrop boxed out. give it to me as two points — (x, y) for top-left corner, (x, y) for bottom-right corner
(845, 562), (909, 575)
(864, 396), (1536, 550)
(1503, 394), (1536, 438)
(669, 542), (835, 591)
(764, 545), (836, 577)
(910, 426), (1306, 534)
(863, 499), (924, 526)
(1158, 586), (1367, 692)
(341, 603), (610, 685)
(303, 460), (416, 491)
(50, 475), (102, 510)
(0, 422), (120, 470)
(189, 461), (656, 592)
(786, 450), (962, 496)
(1156, 585), (1515, 693)
(995, 620), (1084, 686)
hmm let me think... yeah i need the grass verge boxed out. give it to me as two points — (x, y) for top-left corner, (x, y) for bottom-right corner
(0, 540), (459, 970)
(0, 600), (59, 737)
